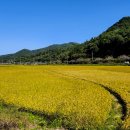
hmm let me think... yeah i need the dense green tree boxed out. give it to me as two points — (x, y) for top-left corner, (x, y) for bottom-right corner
(85, 42), (99, 60)
(0, 17), (130, 64)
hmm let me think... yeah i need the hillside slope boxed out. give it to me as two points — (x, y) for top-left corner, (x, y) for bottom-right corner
(0, 42), (79, 63)
(0, 17), (130, 64)
(85, 17), (130, 57)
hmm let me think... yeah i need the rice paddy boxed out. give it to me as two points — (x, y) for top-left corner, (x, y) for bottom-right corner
(0, 65), (129, 129)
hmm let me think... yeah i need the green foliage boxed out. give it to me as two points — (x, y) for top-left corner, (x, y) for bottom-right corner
(85, 17), (130, 58)
(0, 17), (130, 64)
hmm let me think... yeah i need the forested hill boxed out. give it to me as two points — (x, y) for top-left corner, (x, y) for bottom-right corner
(84, 16), (130, 58)
(0, 42), (80, 64)
(0, 17), (130, 64)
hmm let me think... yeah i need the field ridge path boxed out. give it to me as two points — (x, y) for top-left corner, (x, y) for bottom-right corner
(46, 70), (127, 123)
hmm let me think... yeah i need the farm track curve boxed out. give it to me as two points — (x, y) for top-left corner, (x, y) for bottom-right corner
(0, 68), (128, 129)
(46, 70), (127, 123)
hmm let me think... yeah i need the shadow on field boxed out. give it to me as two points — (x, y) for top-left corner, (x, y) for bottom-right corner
(100, 85), (127, 120)
(46, 70), (128, 129)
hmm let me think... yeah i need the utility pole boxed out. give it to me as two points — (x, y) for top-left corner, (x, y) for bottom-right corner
(33, 57), (35, 64)
(48, 50), (51, 64)
(20, 57), (21, 64)
(2, 58), (3, 64)
(92, 51), (94, 61)
(67, 55), (68, 64)
(50, 55), (51, 64)
(13, 57), (15, 64)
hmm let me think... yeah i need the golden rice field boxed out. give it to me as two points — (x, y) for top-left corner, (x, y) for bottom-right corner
(0, 65), (130, 129)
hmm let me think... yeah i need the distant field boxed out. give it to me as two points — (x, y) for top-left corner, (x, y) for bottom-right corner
(0, 65), (129, 129)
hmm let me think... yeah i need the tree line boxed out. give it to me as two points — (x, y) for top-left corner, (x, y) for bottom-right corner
(0, 17), (130, 64)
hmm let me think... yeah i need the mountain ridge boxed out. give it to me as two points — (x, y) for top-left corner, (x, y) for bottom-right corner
(0, 17), (130, 64)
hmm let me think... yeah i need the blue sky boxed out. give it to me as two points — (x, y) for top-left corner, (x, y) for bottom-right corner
(0, 0), (130, 55)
